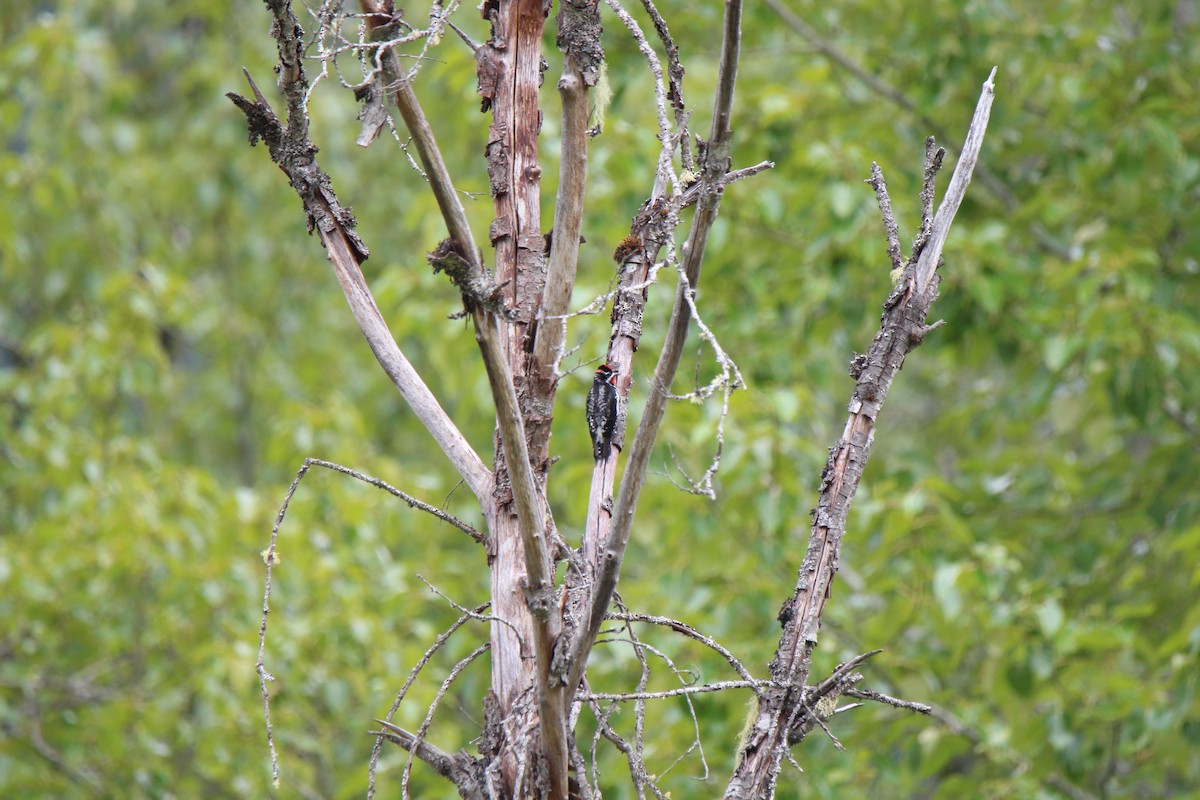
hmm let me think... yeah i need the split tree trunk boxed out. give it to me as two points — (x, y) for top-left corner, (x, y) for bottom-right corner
(477, 2), (560, 796)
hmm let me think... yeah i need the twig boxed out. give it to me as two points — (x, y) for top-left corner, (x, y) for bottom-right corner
(256, 460), (309, 788)
(303, 458), (484, 543)
(614, 635), (709, 782)
(784, 652), (881, 746)
(256, 456), (483, 791)
(866, 163), (903, 273)
(801, 701), (843, 750)
(603, 0), (679, 197)
(416, 575), (528, 657)
(370, 718), (486, 800)
(914, 136), (944, 255)
(843, 688), (932, 715)
(664, 269), (744, 498)
(624, 613), (651, 800)
(583, 680), (765, 701)
(586, 696), (671, 800)
(606, 611), (757, 686)
(372, 719), (458, 771)
(368, 603), (490, 799)
(569, 737), (594, 800)
(399, 643), (490, 799)
(639, 0), (693, 172)
(546, 161), (773, 323)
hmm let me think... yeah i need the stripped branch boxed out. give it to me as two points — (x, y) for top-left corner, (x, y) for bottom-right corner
(723, 70), (997, 800)
(914, 67), (997, 294)
(532, 0), (603, 378)
(228, 5), (491, 502)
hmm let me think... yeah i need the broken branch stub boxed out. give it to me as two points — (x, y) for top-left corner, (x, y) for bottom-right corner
(427, 238), (516, 321)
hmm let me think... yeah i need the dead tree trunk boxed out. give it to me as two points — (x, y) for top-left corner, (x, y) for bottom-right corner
(477, 1), (561, 796)
(233, 2), (995, 798)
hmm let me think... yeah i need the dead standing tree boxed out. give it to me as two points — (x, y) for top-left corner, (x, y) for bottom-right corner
(230, 0), (995, 797)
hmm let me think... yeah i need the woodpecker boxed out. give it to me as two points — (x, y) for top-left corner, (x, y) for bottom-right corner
(586, 364), (619, 461)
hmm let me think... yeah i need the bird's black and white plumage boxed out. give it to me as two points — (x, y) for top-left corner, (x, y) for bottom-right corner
(586, 364), (619, 461)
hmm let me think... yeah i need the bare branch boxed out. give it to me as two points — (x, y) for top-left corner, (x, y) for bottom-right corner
(843, 688), (932, 715)
(583, 680), (763, 702)
(228, 7), (491, 502)
(914, 67), (997, 295)
(585, 695), (671, 800)
(606, 611), (757, 686)
(664, 269), (744, 499)
(303, 458), (484, 543)
(417, 575), (528, 657)
(639, 0), (693, 172)
(569, 738), (594, 800)
(608, 628), (711, 782)
(255, 458), (308, 788)
(719, 160), (775, 188)
(257, 457), (483, 791)
(625, 612), (652, 799)
(866, 163), (903, 273)
(371, 718), (486, 800)
(548, 161), (774, 326)
(568, 0), (745, 698)
(398, 643), (490, 799)
(532, 0), (604, 377)
(368, 603), (490, 799)
(913, 136), (945, 256)
(723, 72), (997, 800)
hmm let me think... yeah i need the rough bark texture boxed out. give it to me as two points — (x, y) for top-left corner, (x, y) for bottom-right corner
(477, 3), (566, 798)
(724, 72), (996, 800)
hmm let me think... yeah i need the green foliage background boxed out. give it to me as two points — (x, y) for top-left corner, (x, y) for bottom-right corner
(2, 1), (1197, 797)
